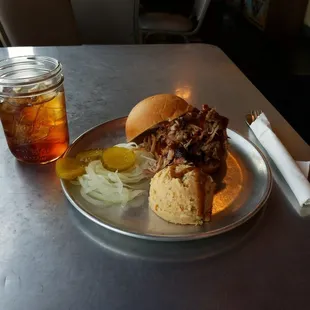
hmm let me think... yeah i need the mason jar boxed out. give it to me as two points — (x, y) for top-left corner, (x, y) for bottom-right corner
(0, 55), (69, 164)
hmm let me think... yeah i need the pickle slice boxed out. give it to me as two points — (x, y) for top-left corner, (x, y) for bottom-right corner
(102, 147), (136, 172)
(76, 149), (104, 164)
(56, 157), (85, 180)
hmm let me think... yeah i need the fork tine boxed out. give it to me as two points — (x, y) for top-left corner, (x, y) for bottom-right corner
(250, 110), (256, 122)
(247, 110), (264, 126)
(253, 110), (258, 119)
(256, 110), (260, 117)
(254, 110), (262, 119)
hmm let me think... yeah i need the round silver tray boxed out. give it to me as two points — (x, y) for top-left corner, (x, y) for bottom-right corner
(61, 117), (272, 241)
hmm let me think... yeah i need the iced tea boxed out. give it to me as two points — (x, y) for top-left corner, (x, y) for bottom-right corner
(0, 86), (69, 164)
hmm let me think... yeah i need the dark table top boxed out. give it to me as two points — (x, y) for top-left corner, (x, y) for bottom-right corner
(0, 44), (309, 310)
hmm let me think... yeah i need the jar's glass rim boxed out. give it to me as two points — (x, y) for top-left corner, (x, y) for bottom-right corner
(0, 55), (62, 86)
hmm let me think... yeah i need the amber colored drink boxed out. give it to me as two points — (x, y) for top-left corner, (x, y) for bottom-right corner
(0, 86), (69, 164)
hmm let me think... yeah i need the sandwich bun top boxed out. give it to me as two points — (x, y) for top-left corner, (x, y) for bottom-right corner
(126, 94), (192, 142)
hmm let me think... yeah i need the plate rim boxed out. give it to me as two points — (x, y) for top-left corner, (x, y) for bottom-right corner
(61, 117), (272, 242)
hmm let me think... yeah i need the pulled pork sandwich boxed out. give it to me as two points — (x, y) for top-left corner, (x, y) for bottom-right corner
(126, 94), (229, 174)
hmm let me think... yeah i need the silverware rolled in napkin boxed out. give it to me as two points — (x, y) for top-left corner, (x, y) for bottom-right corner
(248, 112), (310, 209)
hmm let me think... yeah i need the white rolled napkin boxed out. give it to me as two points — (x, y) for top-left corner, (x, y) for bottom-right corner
(250, 113), (310, 208)
(296, 161), (310, 179)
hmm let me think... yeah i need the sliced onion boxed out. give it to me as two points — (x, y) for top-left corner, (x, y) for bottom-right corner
(75, 144), (154, 207)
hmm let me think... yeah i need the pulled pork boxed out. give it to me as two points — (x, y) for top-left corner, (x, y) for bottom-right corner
(141, 105), (228, 173)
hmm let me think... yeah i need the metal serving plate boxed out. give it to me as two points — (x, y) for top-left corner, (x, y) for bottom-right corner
(61, 117), (272, 241)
